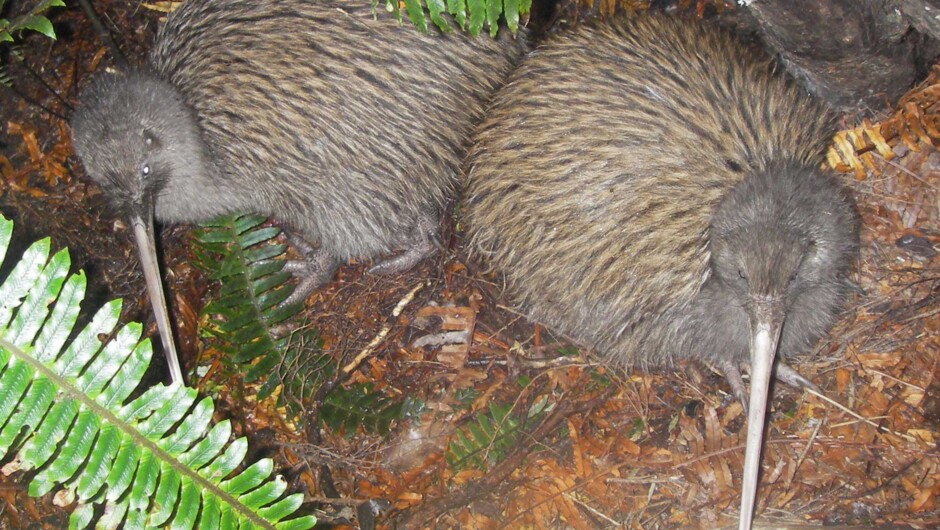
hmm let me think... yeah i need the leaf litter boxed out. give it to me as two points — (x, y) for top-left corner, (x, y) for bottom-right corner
(0, 0), (937, 528)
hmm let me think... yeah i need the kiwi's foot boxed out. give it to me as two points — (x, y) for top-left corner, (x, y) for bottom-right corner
(368, 214), (439, 276)
(280, 234), (339, 307)
(718, 358), (820, 413)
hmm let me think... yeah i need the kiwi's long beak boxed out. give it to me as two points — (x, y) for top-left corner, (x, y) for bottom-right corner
(738, 301), (784, 530)
(130, 211), (184, 384)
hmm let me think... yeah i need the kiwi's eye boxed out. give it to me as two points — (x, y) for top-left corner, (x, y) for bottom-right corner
(737, 268), (747, 280)
(143, 130), (157, 148)
(141, 164), (151, 177)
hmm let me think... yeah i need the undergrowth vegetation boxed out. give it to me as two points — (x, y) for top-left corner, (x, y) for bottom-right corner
(0, 212), (315, 529)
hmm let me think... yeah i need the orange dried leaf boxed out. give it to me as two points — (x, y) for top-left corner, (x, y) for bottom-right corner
(621, 438), (641, 456)
(901, 386), (925, 407)
(908, 429), (936, 443)
(905, 104), (930, 147)
(0, 153), (12, 177)
(835, 367), (851, 393)
(703, 405), (721, 453)
(356, 480), (385, 498)
(854, 352), (900, 369)
(567, 418), (585, 478)
(395, 491), (424, 503)
(911, 487), (934, 512)
(452, 469), (485, 485)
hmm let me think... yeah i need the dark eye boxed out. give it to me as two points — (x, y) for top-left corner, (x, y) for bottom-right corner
(141, 164), (151, 177)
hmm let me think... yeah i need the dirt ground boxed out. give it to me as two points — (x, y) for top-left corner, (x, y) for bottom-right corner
(0, 1), (937, 528)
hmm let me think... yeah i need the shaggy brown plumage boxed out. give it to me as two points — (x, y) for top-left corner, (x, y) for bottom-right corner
(464, 15), (858, 378)
(72, 0), (527, 286)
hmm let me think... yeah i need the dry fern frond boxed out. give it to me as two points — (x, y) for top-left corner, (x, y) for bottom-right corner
(578, 0), (652, 16)
(828, 63), (940, 177)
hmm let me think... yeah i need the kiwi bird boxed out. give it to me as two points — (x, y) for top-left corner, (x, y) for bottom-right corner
(70, 0), (527, 384)
(464, 15), (858, 528)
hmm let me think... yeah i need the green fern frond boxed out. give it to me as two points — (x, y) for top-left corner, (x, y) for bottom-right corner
(385, 0), (529, 36)
(445, 402), (519, 470)
(193, 215), (406, 433)
(321, 383), (405, 436)
(0, 212), (315, 529)
(445, 396), (550, 471)
(194, 214), (305, 397)
(0, 64), (11, 87)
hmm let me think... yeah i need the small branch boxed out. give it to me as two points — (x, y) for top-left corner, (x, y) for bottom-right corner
(804, 387), (916, 442)
(303, 496), (369, 506)
(671, 436), (936, 472)
(848, 458), (920, 501)
(465, 355), (593, 370)
(564, 492), (620, 526)
(75, 0), (128, 68)
(786, 413), (824, 490)
(0, 84), (65, 120)
(341, 281), (425, 375)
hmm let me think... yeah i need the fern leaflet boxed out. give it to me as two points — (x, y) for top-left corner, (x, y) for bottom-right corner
(385, 0), (528, 36)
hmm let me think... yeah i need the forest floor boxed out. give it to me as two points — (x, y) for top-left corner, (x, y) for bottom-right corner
(0, 1), (937, 528)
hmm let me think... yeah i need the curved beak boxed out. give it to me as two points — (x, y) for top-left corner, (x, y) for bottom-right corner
(130, 210), (184, 384)
(738, 300), (784, 530)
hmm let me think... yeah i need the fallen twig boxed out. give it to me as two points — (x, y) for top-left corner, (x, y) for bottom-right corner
(342, 281), (426, 375)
